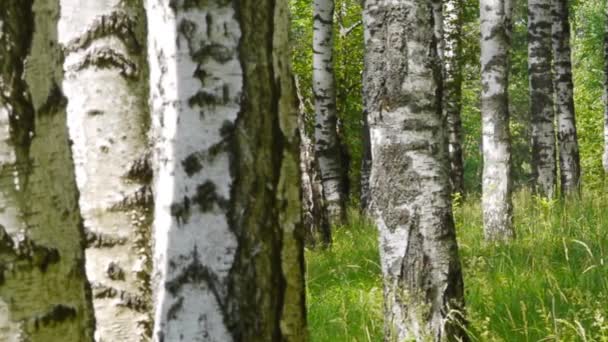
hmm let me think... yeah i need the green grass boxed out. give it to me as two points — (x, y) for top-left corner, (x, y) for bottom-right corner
(306, 191), (608, 341)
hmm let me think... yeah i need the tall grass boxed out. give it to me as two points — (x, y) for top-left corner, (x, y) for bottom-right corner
(306, 190), (608, 341)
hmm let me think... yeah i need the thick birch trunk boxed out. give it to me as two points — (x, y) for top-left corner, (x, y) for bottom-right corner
(313, 0), (347, 225)
(360, 111), (372, 213)
(58, 1), (153, 340)
(0, 1), (95, 340)
(146, 0), (306, 341)
(444, 0), (465, 196)
(362, 1), (467, 340)
(528, 0), (557, 198)
(552, 0), (580, 195)
(480, 0), (515, 240)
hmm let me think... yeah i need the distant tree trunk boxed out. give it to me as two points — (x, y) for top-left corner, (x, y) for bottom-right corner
(444, 0), (465, 195)
(58, 1), (153, 340)
(529, 0), (557, 198)
(552, 0), (580, 195)
(362, 1), (468, 340)
(0, 1), (95, 340)
(313, 0), (347, 225)
(297, 79), (331, 247)
(146, 1), (307, 341)
(603, 0), (608, 173)
(480, 0), (515, 240)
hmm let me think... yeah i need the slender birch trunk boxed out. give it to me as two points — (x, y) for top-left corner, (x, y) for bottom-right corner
(0, 1), (95, 340)
(313, 0), (347, 225)
(146, 0), (306, 340)
(444, 0), (465, 195)
(297, 80), (331, 247)
(603, 1), (608, 173)
(552, 0), (580, 195)
(362, 1), (467, 340)
(529, 0), (557, 198)
(480, 0), (515, 240)
(58, 1), (153, 340)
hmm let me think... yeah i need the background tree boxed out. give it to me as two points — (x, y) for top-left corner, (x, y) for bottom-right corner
(553, 0), (581, 195)
(444, 0), (466, 195)
(313, 0), (348, 224)
(0, 0), (95, 340)
(362, 0), (467, 340)
(603, 0), (608, 173)
(146, 0), (306, 340)
(529, 0), (557, 198)
(480, 0), (515, 240)
(59, 1), (153, 340)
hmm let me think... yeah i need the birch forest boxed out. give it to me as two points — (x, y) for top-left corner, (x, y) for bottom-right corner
(2, 0), (608, 341)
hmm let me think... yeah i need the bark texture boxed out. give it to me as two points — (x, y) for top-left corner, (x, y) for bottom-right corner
(146, 0), (306, 341)
(480, 0), (515, 241)
(0, 1), (95, 340)
(58, 1), (153, 340)
(362, 1), (467, 340)
(313, 0), (347, 225)
(552, 0), (580, 195)
(528, 0), (557, 198)
(360, 111), (372, 213)
(443, 0), (465, 195)
(297, 81), (331, 247)
(603, 0), (608, 173)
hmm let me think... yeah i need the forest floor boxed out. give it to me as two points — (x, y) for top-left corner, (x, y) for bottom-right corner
(306, 190), (608, 341)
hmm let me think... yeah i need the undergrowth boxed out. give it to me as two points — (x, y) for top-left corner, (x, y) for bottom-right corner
(306, 190), (608, 341)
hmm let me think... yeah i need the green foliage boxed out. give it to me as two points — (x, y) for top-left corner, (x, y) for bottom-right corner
(306, 210), (383, 341)
(307, 193), (608, 341)
(572, 0), (606, 190)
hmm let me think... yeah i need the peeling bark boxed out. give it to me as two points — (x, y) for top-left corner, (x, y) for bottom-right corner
(0, 1), (95, 340)
(58, 1), (153, 340)
(362, 1), (468, 340)
(552, 0), (580, 195)
(146, 0), (306, 341)
(313, 0), (347, 225)
(480, 0), (515, 241)
(443, 0), (465, 195)
(528, 0), (557, 198)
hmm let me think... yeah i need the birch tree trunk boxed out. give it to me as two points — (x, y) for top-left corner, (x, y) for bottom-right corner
(528, 0), (557, 198)
(360, 111), (372, 213)
(603, 1), (608, 173)
(480, 0), (515, 240)
(0, 1), (95, 340)
(552, 0), (580, 195)
(297, 81), (331, 247)
(444, 0), (465, 196)
(313, 0), (347, 225)
(146, 0), (307, 341)
(362, 1), (467, 340)
(58, 1), (153, 340)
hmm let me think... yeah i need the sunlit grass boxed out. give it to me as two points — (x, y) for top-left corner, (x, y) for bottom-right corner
(306, 190), (608, 341)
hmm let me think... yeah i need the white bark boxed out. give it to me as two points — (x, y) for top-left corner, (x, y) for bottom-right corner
(603, 1), (608, 173)
(313, 0), (347, 224)
(443, 0), (465, 195)
(528, 0), (557, 198)
(480, 0), (515, 241)
(58, 1), (152, 340)
(146, 0), (306, 340)
(0, 1), (95, 340)
(363, 1), (467, 340)
(552, 0), (580, 195)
